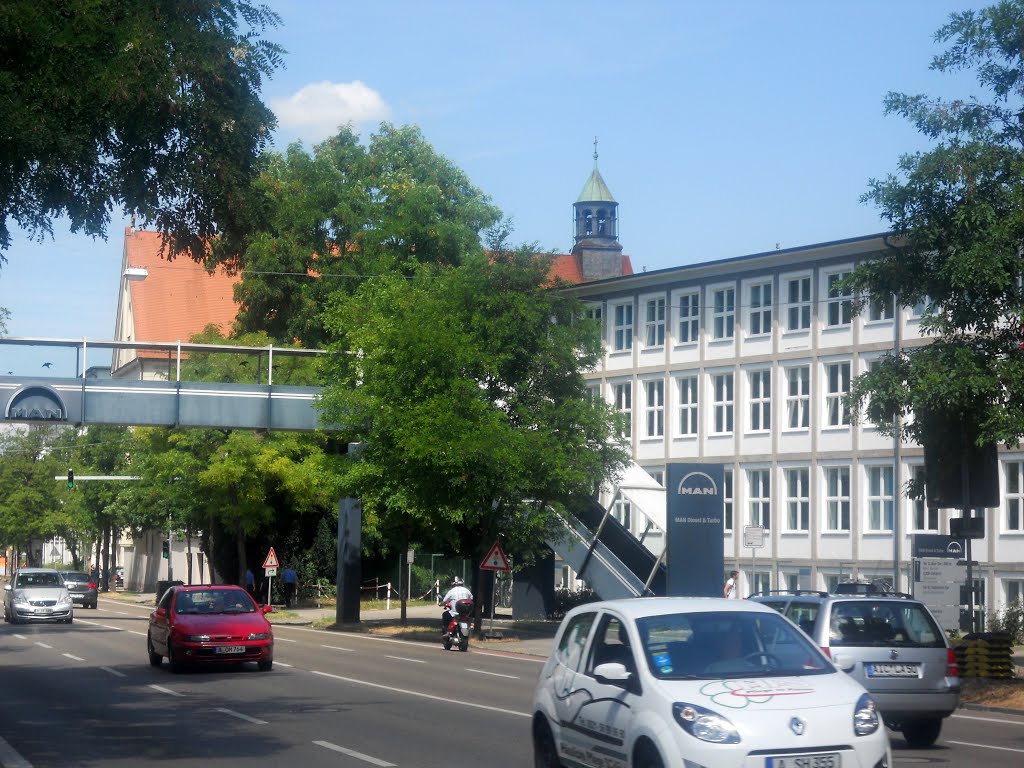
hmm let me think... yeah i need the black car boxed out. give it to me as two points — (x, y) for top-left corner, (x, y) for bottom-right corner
(60, 571), (98, 609)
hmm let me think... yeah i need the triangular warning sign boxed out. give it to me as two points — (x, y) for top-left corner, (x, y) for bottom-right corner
(262, 547), (279, 569)
(479, 541), (510, 571)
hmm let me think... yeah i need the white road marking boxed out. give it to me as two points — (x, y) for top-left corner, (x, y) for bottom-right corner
(101, 667), (127, 678)
(13, 634), (27, 640)
(275, 636), (297, 643)
(384, 655), (425, 664)
(126, 630), (146, 637)
(34, 642), (52, 649)
(148, 684), (184, 697)
(313, 741), (395, 766)
(62, 653), (85, 661)
(217, 708), (267, 725)
(472, 650), (546, 663)
(311, 670), (530, 718)
(0, 735), (32, 768)
(953, 713), (1024, 727)
(947, 740), (1024, 754)
(465, 668), (519, 679)
(275, 661), (294, 667)
(321, 644), (354, 652)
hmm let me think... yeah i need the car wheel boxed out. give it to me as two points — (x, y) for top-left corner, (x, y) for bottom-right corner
(64, 617), (73, 624)
(458, 636), (469, 652)
(902, 718), (942, 748)
(257, 660), (273, 672)
(532, 718), (563, 768)
(89, 601), (97, 609)
(147, 636), (162, 667)
(633, 740), (665, 768)
(167, 641), (184, 674)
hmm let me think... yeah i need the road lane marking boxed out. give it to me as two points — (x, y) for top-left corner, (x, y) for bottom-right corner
(13, 634), (27, 640)
(321, 644), (354, 652)
(313, 741), (395, 766)
(947, 740), (1024, 754)
(953, 713), (1024, 726)
(0, 735), (32, 768)
(101, 667), (127, 678)
(384, 655), (425, 664)
(126, 630), (147, 636)
(311, 670), (530, 718)
(34, 642), (52, 649)
(149, 684), (185, 697)
(275, 661), (294, 667)
(217, 708), (267, 725)
(62, 653), (85, 661)
(465, 668), (519, 679)
(276, 636), (297, 643)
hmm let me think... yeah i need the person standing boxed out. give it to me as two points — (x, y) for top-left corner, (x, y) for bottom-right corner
(723, 570), (740, 599)
(245, 568), (255, 596)
(282, 564), (298, 608)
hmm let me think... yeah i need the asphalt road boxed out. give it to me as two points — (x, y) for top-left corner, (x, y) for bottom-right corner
(0, 598), (1022, 767)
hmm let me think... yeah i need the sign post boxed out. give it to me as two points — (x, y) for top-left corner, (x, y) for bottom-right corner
(262, 547), (279, 606)
(480, 541), (510, 638)
(743, 526), (765, 596)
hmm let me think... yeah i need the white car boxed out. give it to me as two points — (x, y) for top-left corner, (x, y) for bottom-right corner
(3, 567), (75, 624)
(532, 597), (891, 768)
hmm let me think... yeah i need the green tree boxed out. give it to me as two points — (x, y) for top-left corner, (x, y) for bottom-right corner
(317, 233), (629, 618)
(847, 1), (1024, 449)
(211, 123), (501, 347)
(0, 0), (283, 261)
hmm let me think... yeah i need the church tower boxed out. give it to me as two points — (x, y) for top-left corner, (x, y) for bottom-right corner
(572, 139), (624, 280)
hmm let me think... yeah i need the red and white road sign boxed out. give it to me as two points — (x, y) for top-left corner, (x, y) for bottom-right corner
(262, 547), (279, 569)
(479, 541), (510, 571)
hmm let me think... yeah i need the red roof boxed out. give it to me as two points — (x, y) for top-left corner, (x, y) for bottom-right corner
(549, 253), (634, 284)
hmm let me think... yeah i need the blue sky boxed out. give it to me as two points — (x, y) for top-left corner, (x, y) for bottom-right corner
(0, 0), (991, 376)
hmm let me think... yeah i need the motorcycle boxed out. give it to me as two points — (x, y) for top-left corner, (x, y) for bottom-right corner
(442, 598), (474, 652)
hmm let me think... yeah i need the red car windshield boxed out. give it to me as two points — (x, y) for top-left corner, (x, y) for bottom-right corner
(174, 590), (256, 615)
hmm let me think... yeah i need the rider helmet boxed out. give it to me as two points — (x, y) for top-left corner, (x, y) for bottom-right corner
(452, 576), (463, 586)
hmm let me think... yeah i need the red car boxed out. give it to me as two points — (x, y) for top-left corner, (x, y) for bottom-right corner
(147, 584), (274, 672)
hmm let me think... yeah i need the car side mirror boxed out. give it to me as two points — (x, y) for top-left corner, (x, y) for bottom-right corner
(593, 662), (633, 686)
(262, 604), (273, 614)
(831, 653), (856, 672)
(3, 584), (10, 591)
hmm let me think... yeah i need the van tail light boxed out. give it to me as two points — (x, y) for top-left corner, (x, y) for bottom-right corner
(88, 583), (97, 589)
(821, 646), (831, 659)
(945, 648), (959, 677)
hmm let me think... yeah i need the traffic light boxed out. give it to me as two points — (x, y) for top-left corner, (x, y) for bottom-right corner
(161, 540), (170, 559)
(67, 469), (74, 489)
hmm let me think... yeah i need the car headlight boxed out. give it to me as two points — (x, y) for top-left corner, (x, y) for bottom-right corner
(853, 693), (880, 736)
(187, 634), (211, 642)
(59, 595), (73, 606)
(673, 702), (741, 744)
(247, 632), (272, 641)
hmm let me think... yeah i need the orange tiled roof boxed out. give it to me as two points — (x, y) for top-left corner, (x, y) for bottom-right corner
(549, 253), (634, 284)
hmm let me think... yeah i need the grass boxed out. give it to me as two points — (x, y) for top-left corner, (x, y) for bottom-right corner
(960, 675), (1024, 709)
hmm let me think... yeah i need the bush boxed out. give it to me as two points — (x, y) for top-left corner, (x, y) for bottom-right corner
(988, 600), (1024, 645)
(551, 586), (600, 619)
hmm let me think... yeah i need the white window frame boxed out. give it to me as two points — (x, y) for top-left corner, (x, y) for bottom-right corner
(785, 365), (810, 430)
(824, 465), (851, 532)
(868, 294), (894, 321)
(910, 464), (938, 532)
(825, 270), (853, 327)
(867, 465), (895, 532)
(723, 469), (734, 533)
(612, 302), (633, 352)
(748, 281), (772, 337)
(644, 297), (666, 348)
(613, 497), (632, 532)
(677, 291), (700, 344)
(785, 275), (811, 331)
(825, 361), (851, 427)
(785, 467), (810, 532)
(1006, 461), (1024, 532)
(677, 375), (698, 436)
(748, 468), (771, 529)
(748, 368), (771, 432)
(644, 378), (665, 438)
(1007, 579), (1024, 606)
(613, 382), (632, 438)
(712, 372), (734, 435)
(711, 286), (735, 340)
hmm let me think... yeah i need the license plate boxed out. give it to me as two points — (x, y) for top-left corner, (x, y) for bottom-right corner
(767, 752), (840, 768)
(866, 662), (919, 677)
(215, 645), (245, 654)
(33, 608), (52, 614)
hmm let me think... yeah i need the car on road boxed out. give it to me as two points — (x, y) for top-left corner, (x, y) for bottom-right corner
(3, 567), (74, 624)
(749, 590), (960, 747)
(147, 584), (274, 673)
(60, 571), (98, 609)
(532, 597), (890, 768)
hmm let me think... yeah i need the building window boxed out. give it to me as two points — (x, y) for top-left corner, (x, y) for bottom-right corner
(1006, 462), (1024, 532)
(825, 361), (851, 427)
(712, 287), (735, 340)
(1007, 579), (1024, 606)
(644, 379), (664, 438)
(749, 282), (772, 336)
(785, 468), (810, 532)
(750, 571), (771, 596)
(868, 295), (894, 321)
(644, 298), (665, 347)
(786, 276), (811, 331)
(613, 382), (631, 438)
(749, 369), (771, 432)
(825, 466), (851, 532)
(678, 291), (699, 343)
(724, 469), (734, 533)
(713, 373), (734, 434)
(826, 271), (853, 327)
(612, 302), (633, 352)
(677, 375), (698, 436)
(910, 296), (930, 318)
(867, 465), (895, 532)
(786, 365), (810, 429)
(613, 497), (631, 532)
(748, 469), (771, 529)
(911, 465), (938, 532)
(586, 304), (602, 323)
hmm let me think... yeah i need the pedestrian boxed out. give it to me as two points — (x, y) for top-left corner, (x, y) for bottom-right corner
(245, 568), (255, 596)
(723, 570), (740, 599)
(282, 564), (298, 608)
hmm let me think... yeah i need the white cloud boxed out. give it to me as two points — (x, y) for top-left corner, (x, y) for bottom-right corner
(271, 80), (391, 142)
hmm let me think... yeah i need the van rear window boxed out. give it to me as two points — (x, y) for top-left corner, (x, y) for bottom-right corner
(828, 601), (944, 648)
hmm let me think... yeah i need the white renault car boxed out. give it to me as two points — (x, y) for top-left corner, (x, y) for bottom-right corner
(532, 597), (891, 768)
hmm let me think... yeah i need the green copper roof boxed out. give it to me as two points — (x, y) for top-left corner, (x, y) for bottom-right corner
(576, 142), (616, 203)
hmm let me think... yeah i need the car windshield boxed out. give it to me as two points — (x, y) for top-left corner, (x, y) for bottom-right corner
(174, 590), (255, 615)
(636, 610), (833, 679)
(63, 573), (90, 582)
(16, 572), (63, 588)
(828, 601), (945, 648)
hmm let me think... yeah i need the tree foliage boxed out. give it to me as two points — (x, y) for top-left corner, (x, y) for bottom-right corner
(0, 0), (283, 261)
(848, 1), (1024, 447)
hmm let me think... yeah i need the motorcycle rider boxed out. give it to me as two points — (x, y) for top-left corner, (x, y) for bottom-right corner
(440, 576), (473, 634)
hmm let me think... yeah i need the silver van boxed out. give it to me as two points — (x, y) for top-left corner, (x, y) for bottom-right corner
(750, 591), (960, 748)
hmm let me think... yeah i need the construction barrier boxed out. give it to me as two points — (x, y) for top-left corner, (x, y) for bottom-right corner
(954, 631), (1015, 679)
